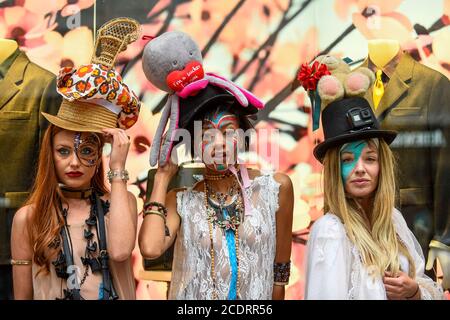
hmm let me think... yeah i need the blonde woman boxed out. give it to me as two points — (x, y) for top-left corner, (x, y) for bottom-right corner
(304, 97), (444, 300)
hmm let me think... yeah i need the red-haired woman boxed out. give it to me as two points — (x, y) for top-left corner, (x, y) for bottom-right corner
(10, 17), (141, 299)
(11, 123), (137, 300)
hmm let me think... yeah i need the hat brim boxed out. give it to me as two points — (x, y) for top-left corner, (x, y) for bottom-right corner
(313, 130), (397, 162)
(179, 89), (259, 129)
(42, 112), (105, 133)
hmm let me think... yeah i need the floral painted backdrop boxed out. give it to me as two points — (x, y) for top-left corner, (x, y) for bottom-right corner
(2, 0), (449, 299)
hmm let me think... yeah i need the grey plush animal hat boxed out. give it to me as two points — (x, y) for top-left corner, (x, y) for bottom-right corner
(142, 31), (264, 166)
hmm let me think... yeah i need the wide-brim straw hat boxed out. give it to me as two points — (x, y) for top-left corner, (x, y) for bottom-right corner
(43, 17), (142, 132)
(42, 100), (118, 133)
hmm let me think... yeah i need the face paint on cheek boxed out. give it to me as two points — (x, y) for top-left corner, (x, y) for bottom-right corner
(201, 134), (214, 160)
(340, 141), (367, 183)
(74, 133), (101, 168)
(224, 134), (237, 162)
(201, 131), (217, 171)
(202, 113), (239, 172)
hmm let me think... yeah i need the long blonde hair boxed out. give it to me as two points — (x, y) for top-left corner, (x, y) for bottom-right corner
(322, 139), (415, 277)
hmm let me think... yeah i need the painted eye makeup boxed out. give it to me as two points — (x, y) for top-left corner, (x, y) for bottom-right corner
(80, 146), (94, 155)
(76, 134), (101, 167)
(57, 133), (101, 167)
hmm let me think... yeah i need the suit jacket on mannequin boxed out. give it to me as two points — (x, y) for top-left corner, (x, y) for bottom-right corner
(362, 52), (450, 252)
(0, 49), (61, 266)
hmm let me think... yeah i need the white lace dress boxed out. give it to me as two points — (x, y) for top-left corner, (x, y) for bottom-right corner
(305, 209), (444, 300)
(168, 173), (280, 300)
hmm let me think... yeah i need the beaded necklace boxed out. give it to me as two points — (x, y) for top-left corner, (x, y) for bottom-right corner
(204, 170), (234, 181)
(204, 178), (242, 300)
(205, 180), (242, 231)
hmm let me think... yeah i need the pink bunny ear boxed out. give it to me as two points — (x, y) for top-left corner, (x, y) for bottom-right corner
(176, 78), (209, 98)
(205, 74), (248, 106)
(206, 73), (264, 109)
(235, 85), (264, 109)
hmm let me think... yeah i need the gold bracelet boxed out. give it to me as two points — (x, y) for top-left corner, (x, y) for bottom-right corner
(11, 259), (31, 266)
(274, 281), (289, 286)
(143, 209), (166, 222)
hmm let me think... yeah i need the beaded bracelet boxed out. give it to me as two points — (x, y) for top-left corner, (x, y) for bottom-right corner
(274, 261), (291, 284)
(144, 201), (168, 217)
(143, 209), (166, 222)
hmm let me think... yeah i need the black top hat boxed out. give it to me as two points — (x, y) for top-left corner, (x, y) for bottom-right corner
(313, 97), (397, 162)
(178, 84), (259, 129)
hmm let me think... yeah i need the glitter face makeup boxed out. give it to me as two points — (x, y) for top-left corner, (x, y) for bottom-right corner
(201, 110), (239, 173)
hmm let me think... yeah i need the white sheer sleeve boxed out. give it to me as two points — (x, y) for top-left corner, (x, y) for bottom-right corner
(392, 209), (445, 300)
(305, 214), (352, 300)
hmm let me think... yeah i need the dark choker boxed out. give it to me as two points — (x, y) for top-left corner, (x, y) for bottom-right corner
(59, 185), (93, 199)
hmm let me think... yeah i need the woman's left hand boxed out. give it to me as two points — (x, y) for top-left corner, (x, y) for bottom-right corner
(383, 271), (420, 300)
(102, 128), (131, 170)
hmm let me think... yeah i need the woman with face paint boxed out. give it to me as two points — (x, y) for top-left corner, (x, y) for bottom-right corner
(10, 18), (142, 300)
(139, 84), (294, 300)
(304, 97), (444, 300)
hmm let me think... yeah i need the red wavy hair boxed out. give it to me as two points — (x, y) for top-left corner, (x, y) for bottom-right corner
(24, 124), (108, 274)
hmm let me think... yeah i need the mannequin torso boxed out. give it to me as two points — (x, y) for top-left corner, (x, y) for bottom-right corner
(0, 39), (19, 65)
(368, 39), (400, 69)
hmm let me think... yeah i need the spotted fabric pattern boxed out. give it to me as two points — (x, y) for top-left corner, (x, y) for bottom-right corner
(57, 63), (141, 129)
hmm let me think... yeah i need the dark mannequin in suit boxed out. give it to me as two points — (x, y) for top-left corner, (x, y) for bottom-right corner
(0, 39), (61, 299)
(363, 39), (450, 290)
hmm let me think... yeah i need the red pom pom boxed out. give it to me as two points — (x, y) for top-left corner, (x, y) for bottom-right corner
(297, 61), (331, 91)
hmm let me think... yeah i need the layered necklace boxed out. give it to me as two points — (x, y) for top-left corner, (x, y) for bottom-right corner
(204, 173), (244, 300)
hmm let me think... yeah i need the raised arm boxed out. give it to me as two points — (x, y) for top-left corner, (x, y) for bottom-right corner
(102, 128), (138, 262)
(138, 160), (180, 259)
